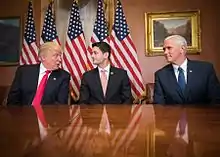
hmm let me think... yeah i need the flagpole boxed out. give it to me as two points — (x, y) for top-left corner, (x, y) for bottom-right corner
(104, 0), (115, 33)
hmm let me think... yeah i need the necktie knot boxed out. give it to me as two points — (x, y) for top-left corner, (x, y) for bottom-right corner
(101, 69), (107, 73)
(45, 70), (51, 75)
(178, 67), (183, 72)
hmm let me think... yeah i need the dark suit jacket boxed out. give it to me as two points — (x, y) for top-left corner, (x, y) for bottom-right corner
(7, 64), (70, 105)
(79, 66), (133, 104)
(153, 60), (220, 104)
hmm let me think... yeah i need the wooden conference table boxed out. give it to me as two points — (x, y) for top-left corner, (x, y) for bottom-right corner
(0, 104), (220, 157)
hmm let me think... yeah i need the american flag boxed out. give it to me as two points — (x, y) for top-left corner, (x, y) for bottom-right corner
(87, 0), (110, 70)
(20, 1), (39, 65)
(110, 0), (145, 99)
(40, 1), (60, 45)
(62, 1), (88, 100)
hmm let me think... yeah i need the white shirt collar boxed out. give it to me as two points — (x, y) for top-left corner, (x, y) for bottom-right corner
(98, 64), (111, 73)
(172, 58), (188, 72)
(40, 63), (48, 74)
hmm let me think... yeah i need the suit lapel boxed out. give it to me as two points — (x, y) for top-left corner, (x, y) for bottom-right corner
(32, 65), (40, 91)
(185, 61), (194, 102)
(29, 65), (40, 105)
(105, 66), (116, 99)
(43, 70), (58, 102)
(94, 68), (105, 102)
(167, 65), (185, 102)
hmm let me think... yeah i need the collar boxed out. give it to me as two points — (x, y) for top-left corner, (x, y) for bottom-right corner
(172, 58), (188, 72)
(40, 63), (49, 74)
(98, 64), (111, 73)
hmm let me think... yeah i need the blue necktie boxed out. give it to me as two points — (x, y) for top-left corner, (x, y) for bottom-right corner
(178, 67), (186, 91)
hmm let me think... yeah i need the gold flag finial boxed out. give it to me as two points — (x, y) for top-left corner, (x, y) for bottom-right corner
(49, 0), (54, 3)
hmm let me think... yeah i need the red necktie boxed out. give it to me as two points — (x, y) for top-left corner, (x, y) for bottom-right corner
(32, 70), (51, 128)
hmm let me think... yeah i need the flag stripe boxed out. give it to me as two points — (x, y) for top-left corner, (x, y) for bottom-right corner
(23, 41), (39, 64)
(110, 0), (145, 98)
(62, 1), (87, 98)
(111, 33), (144, 94)
(22, 43), (33, 64)
(62, 54), (81, 90)
(65, 40), (83, 77)
(110, 37), (142, 96)
(20, 1), (38, 65)
(68, 38), (87, 74)
(113, 106), (142, 155)
(67, 118), (83, 150)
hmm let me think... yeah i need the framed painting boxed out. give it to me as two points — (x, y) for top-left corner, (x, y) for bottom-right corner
(145, 10), (201, 56)
(0, 16), (21, 65)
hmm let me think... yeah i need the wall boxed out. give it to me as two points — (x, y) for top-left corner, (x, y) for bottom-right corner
(0, 0), (41, 86)
(0, 0), (219, 86)
(121, 0), (220, 84)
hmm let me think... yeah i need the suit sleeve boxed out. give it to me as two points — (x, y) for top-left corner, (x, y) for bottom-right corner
(57, 72), (70, 104)
(121, 71), (133, 104)
(7, 66), (22, 105)
(207, 64), (220, 104)
(153, 72), (165, 104)
(79, 73), (90, 104)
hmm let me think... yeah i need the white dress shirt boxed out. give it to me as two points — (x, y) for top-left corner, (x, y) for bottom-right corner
(98, 64), (111, 81)
(172, 59), (188, 83)
(37, 63), (51, 87)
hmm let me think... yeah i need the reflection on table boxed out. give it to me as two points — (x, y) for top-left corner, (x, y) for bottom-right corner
(0, 104), (220, 157)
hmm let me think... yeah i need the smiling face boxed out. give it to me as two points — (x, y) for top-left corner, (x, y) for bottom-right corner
(39, 42), (62, 70)
(163, 36), (187, 65)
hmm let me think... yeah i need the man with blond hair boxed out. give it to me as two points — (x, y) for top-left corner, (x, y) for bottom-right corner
(7, 42), (70, 105)
(153, 35), (220, 104)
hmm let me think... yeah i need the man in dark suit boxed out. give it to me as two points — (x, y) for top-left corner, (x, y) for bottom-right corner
(79, 42), (133, 104)
(7, 42), (70, 105)
(153, 35), (220, 104)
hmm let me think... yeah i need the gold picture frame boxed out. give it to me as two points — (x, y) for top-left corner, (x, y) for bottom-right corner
(145, 10), (201, 56)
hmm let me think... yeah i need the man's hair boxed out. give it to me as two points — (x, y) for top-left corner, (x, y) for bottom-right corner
(39, 42), (62, 56)
(165, 35), (187, 48)
(92, 42), (111, 59)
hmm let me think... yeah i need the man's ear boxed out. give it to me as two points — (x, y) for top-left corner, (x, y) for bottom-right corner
(39, 54), (45, 62)
(180, 45), (187, 54)
(103, 52), (109, 59)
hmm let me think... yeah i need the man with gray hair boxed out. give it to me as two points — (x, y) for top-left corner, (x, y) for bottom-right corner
(153, 35), (220, 104)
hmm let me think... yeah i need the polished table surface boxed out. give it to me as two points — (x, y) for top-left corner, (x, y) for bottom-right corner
(0, 104), (220, 157)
